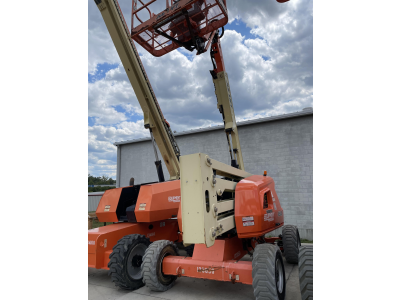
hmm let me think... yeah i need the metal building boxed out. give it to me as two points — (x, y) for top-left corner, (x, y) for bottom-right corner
(113, 109), (313, 240)
(88, 192), (104, 212)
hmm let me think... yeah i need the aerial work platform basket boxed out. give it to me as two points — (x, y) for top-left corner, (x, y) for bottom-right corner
(130, 0), (228, 56)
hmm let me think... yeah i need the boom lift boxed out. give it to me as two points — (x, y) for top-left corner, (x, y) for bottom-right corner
(89, 0), (300, 299)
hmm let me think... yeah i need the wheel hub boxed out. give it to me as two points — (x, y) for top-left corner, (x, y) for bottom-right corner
(275, 259), (284, 294)
(127, 243), (147, 280)
(131, 254), (143, 268)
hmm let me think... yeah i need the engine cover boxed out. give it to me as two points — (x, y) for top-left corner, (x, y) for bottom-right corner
(134, 180), (181, 223)
(235, 175), (284, 238)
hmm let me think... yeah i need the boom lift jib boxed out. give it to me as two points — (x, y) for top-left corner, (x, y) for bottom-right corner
(94, 0), (180, 180)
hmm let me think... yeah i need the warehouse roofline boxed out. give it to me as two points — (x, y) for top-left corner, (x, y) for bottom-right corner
(114, 108), (313, 146)
(88, 192), (105, 196)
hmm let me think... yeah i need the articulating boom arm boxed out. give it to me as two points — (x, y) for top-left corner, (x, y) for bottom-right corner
(94, 0), (180, 180)
(209, 30), (245, 170)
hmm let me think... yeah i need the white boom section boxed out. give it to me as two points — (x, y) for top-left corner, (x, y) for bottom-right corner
(213, 71), (245, 170)
(94, 0), (180, 179)
(181, 153), (252, 247)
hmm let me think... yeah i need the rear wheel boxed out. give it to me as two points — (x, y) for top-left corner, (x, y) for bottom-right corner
(108, 234), (150, 290)
(252, 243), (286, 300)
(298, 246), (313, 300)
(282, 225), (301, 264)
(141, 240), (179, 292)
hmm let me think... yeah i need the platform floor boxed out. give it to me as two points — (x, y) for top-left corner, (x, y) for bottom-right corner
(89, 245), (313, 300)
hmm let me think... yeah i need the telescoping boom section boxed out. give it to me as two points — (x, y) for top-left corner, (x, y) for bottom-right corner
(94, 0), (180, 180)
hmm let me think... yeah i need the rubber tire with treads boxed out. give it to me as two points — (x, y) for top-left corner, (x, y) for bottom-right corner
(298, 246), (313, 300)
(252, 244), (286, 300)
(107, 234), (150, 290)
(282, 225), (301, 264)
(141, 240), (179, 292)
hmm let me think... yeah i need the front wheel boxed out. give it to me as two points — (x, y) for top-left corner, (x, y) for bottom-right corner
(141, 240), (179, 292)
(252, 243), (286, 300)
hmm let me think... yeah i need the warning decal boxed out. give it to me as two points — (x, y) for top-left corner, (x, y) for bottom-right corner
(264, 211), (274, 222)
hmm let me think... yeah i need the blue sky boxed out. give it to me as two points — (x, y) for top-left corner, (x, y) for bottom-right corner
(88, 0), (313, 179)
(225, 18), (253, 39)
(88, 63), (119, 83)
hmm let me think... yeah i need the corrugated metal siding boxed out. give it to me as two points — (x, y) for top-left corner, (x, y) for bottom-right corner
(88, 195), (103, 212)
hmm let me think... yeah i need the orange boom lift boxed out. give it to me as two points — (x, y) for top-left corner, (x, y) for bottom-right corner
(90, 0), (300, 298)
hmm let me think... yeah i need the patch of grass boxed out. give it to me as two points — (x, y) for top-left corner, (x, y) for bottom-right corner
(92, 219), (113, 229)
(88, 212), (112, 229)
(301, 239), (313, 244)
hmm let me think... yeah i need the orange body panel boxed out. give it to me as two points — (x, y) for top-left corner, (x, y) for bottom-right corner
(135, 180), (181, 222)
(163, 236), (252, 285)
(163, 257), (252, 285)
(96, 188), (122, 223)
(235, 175), (284, 238)
(192, 236), (245, 262)
(88, 220), (179, 269)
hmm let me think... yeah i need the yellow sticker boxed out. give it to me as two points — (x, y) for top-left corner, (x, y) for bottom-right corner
(104, 205), (110, 212)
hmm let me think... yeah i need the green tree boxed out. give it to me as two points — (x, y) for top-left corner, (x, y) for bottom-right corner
(88, 174), (116, 186)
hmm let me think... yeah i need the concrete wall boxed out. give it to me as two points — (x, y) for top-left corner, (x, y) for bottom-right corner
(116, 113), (313, 240)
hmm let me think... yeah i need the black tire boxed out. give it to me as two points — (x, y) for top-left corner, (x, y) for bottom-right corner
(282, 225), (301, 264)
(252, 244), (286, 300)
(141, 240), (179, 292)
(107, 234), (150, 290)
(298, 246), (313, 300)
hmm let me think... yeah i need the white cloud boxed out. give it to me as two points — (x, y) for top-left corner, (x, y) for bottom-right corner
(88, 0), (313, 178)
